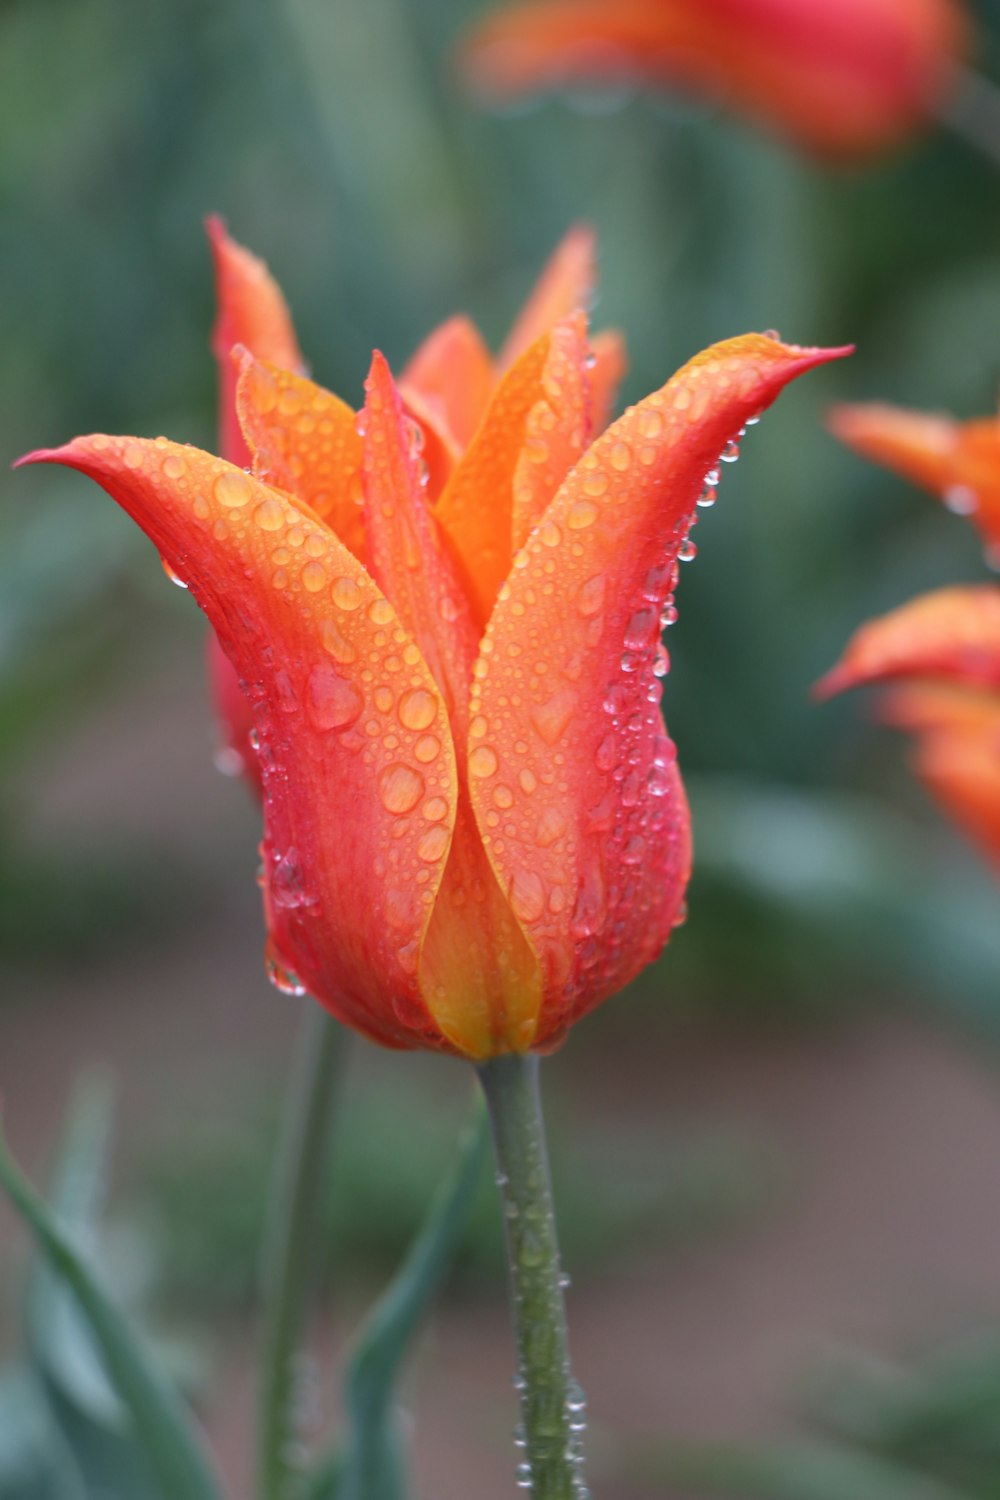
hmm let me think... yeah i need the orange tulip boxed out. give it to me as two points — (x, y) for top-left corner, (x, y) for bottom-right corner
(18, 279), (845, 1056)
(460, 0), (969, 160)
(830, 401), (1000, 562)
(818, 586), (1000, 874)
(204, 219), (626, 790)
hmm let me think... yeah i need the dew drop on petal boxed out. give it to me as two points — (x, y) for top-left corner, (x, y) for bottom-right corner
(255, 498), (286, 532)
(302, 560), (327, 592)
(332, 576), (363, 611)
(398, 688), (437, 731)
(567, 499), (598, 531)
(470, 745), (499, 778)
(306, 664), (363, 730)
(417, 825), (450, 862)
(215, 470), (252, 508)
(379, 763), (424, 813)
(509, 870), (545, 923)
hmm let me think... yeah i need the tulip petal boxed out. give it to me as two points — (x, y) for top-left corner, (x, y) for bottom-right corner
(498, 224), (596, 371)
(877, 681), (1000, 739)
(816, 586), (1000, 699)
(830, 403), (1000, 557)
(235, 350), (367, 562)
(460, 0), (967, 159)
(589, 328), (628, 434)
(435, 328), (578, 626)
(207, 217), (303, 469)
(910, 729), (1000, 876)
(511, 313), (591, 552)
(18, 438), (458, 1051)
(400, 314), (495, 452)
(468, 334), (850, 1046)
(361, 354), (542, 1057)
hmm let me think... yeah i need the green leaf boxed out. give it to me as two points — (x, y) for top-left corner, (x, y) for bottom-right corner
(636, 1438), (977, 1500)
(0, 1123), (224, 1500)
(323, 1100), (490, 1500)
(0, 1367), (85, 1500)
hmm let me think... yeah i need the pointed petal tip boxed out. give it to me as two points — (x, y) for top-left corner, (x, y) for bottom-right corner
(12, 440), (85, 472)
(812, 663), (852, 701)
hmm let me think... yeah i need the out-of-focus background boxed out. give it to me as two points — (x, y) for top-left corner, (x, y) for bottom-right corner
(5, 1), (1000, 1496)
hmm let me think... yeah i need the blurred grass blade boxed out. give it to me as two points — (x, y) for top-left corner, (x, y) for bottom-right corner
(636, 1438), (976, 1500)
(0, 1368), (86, 1500)
(28, 1074), (122, 1426)
(330, 1100), (490, 1500)
(0, 1125), (224, 1500)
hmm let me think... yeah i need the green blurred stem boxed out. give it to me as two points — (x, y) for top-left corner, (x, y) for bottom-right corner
(938, 64), (1000, 171)
(258, 1005), (346, 1500)
(477, 1054), (583, 1500)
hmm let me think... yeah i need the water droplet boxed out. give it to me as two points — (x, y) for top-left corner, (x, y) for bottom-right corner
(215, 470), (252, 508)
(160, 556), (188, 588)
(422, 796), (448, 822)
(399, 688), (437, 731)
(379, 763), (424, 813)
(609, 440), (631, 472)
(122, 443), (145, 470)
(944, 483), (978, 515)
(652, 643), (670, 676)
(414, 734), (440, 763)
(321, 619), (358, 664)
(720, 438), (740, 464)
(623, 607), (657, 651)
(540, 520), (562, 548)
(368, 598), (394, 626)
(697, 485), (717, 508)
(331, 576), (363, 611)
(531, 687), (575, 745)
(509, 870), (545, 923)
(566, 499), (598, 530)
(255, 498), (286, 532)
(494, 783), (514, 809)
(417, 825), (449, 862)
(575, 575), (605, 617)
(536, 807), (567, 846)
(306, 664), (363, 730)
(470, 745), (499, 778)
(678, 537), (697, 563)
(272, 848), (309, 909)
(518, 768), (537, 794)
(265, 942), (307, 996)
(302, 560), (327, 592)
(163, 453), (186, 480)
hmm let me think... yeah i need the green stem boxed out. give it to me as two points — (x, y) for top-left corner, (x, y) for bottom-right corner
(477, 1054), (586, 1500)
(257, 1005), (346, 1500)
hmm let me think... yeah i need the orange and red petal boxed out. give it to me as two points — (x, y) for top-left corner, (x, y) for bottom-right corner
(510, 313), (591, 552)
(468, 334), (849, 1047)
(588, 328), (628, 435)
(460, 0), (968, 159)
(18, 437), (458, 1052)
(435, 329), (558, 626)
(498, 224), (596, 371)
(207, 218), (303, 469)
(235, 350), (367, 562)
(830, 403), (1000, 555)
(911, 728), (1000, 878)
(816, 585), (1000, 700)
(401, 314), (495, 452)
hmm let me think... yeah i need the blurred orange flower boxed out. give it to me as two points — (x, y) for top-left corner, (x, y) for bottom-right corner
(19, 269), (844, 1057)
(830, 401), (1000, 562)
(460, 0), (969, 159)
(818, 586), (1000, 874)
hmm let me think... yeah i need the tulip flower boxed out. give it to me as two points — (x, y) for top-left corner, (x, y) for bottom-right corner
(830, 401), (1000, 562)
(817, 586), (1000, 874)
(459, 0), (970, 160)
(18, 328), (844, 1059)
(205, 219), (626, 790)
